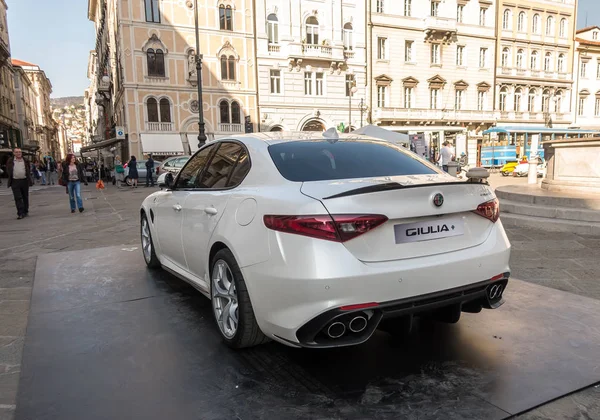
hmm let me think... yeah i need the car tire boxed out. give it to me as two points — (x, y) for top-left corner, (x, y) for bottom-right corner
(210, 249), (269, 349)
(501, 172), (509, 177)
(141, 213), (161, 269)
(125, 176), (132, 186)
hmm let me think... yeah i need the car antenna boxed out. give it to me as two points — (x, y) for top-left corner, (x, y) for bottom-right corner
(323, 127), (339, 144)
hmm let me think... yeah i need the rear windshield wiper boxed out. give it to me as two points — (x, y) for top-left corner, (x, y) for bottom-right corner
(323, 180), (469, 200)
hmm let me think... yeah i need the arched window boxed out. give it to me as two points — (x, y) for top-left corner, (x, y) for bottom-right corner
(542, 89), (550, 112)
(518, 12), (526, 32)
(144, 0), (160, 23)
(231, 101), (241, 124)
(530, 50), (538, 70)
(147, 98), (159, 122)
(343, 23), (353, 51)
(219, 100), (230, 123)
(555, 90), (563, 112)
(544, 52), (552, 72)
(532, 14), (540, 34)
(219, 5), (233, 31)
(546, 16), (554, 36)
(557, 53), (565, 73)
(502, 9), (511, 30)
(514, 88), (523, 112)
(502, 47), (510, 67)
(267, 14), (278, 44)
(159, 98), (171, 122)
(559, 19), (567, 38)
(306, 16), (319, 45)
(516, 49), (524, 68)
(147, 48), (165, 77)
(220, 55), (236, 80)
(499, 87), (508, 111)
(528, 88), (537, 112)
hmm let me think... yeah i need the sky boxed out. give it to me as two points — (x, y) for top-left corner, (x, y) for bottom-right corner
(4, 0), (600, 99)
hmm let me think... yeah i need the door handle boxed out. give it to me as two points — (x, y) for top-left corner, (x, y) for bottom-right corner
(173, 204), (182, 212)
(204, 207), (218, 215)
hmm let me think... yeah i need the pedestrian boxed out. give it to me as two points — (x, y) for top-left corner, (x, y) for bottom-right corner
(145, 154), (155, 187)
(114, 155), (125, 188)
(127, 155), (139, 188)
(440, 141), (454, 173)
(6, 148), (33, 219)
(61, 153), (88, 214)
(38, 159), (47, 185)
(46, 157), (57, 185)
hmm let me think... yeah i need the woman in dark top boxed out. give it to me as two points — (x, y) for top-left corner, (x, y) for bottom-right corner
(61, 154), (88, 213)
(127, 155), (138, 188)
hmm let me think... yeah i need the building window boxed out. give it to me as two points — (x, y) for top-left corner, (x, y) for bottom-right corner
(219, 100), (230, 123)
(430, 89), (440, 109)
(404, 0), (411, 17)
(555, 91), (562, 112)
(457, 5), (464, 23)
(595, 32), (599, 40)
(306, 16), (319, 45)
(514, 88), (522, 111)
(267, 14), (278, 44)
(517, 49), (524, 68)
(377, 86), (387, 107)
(542, 89), (550, 113)
(377, 37), (387, 60)
(455, 90), (464, 110)
(377, 0), (384, 13)
(581, 61), (587, 78)
(559, 19), (567, 38)
(479, 48), (487, 68)
(270, 70), (281, 94)
(578, 97), (585, 116)
(595, 98), (600, 116)
(145, 0), (160, 23)
(518, 12), (526, 32)
(502, 9), (512, 30)
(345, 74), (355, 97)
(231, 101), (241, 124)
(405, 41), (414, 62)
(159, 98), (171, 122)
(404, 87), (413, 108)
(532, 14), (540, 34)
(530, 51), (538, 70)
(147, 48), (165, 77)
(479, 8), (486, 26)
(430, 1), (439, 17)
(544, 52), (552, 72)
(546, 16), (554, 36)
(456, 45), (464, 66)
(558, 54), (565, 73)
(499, 87), (507, 111)
(501, 47), (510, 68)
(477, 91), (486, 111)
(597, 62), (600, 79)
(219, 5), (233, 31)
(343, 23), (353, 51)
(304, 72), (312, 95)
(315, 73), (324, 96)
(220, 55), (236, 80)
(528, 89), (536, 112)
(431, 44), (440, 65)
(147, 98), (159, 122)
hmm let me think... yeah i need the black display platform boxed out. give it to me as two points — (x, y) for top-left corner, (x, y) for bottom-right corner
(16, 246), (600, 420)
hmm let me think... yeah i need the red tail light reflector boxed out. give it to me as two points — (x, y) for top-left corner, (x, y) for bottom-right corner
(473, 199), (500, 223)
(340, 302), (379, 311)
(263, 214), (388, 242)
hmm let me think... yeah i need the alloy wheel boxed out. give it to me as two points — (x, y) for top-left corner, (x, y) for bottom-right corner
(141, 217), (152, 263)
(212, 260), (239, 338)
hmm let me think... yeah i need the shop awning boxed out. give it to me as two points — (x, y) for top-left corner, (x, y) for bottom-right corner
(141, 133), (185, 155)
(80, 137), (123, 153)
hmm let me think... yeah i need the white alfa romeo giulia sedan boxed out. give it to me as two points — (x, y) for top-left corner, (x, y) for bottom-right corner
(140, 131), (511, 349)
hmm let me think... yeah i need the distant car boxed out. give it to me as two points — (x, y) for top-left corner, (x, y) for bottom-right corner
(157, 156), (190, 176)
(140, 131), (511, 349)
(124, 160), (162, 186)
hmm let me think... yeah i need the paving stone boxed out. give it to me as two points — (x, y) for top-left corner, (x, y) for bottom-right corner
(538, 248), (600, 260)
(0, 314), (28, 337)
(0, 338), (24, 367)
(517, 384), (600, 420)
(0, 288), (31, 301)
(0, 370), (19, 405)
(0, 301), (29, 316)
(0, 276), (33, 289)
(510, 240), (586, 251)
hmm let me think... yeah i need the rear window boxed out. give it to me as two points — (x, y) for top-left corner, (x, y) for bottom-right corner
(268, 140), (437, 182)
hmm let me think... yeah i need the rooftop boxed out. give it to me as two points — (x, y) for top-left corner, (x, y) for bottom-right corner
(11, 59), (37, 67)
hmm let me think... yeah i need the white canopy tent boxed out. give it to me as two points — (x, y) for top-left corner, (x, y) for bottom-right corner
(353, 125), (410, 146)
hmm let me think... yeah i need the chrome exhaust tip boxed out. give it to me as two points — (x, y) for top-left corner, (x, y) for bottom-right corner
(348, 316), (368, 333)
(327, 322), (346, 339)
(488, 284), (504, 301)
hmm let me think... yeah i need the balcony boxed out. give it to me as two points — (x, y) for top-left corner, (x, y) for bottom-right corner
(558, 73), (568, 79)
(531, 70), (541, 78)
(144, 76), (169, 84)
(218, 123), (243, 133)
(424, 16), (457, 34)
(268, 44), (280, 53)
(303, 44), (332, 57)
(344, 50), (355, 60)
(145, 122), (174, 132)
(374, 108), (496, 123)
(517, 69), (526, 76)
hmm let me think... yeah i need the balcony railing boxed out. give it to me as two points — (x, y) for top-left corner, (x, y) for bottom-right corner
(344, 50), (355, 59)
(218, 123), (243, 132)
(268, 44), (280, 53)
(144, 76), (169, 84)
(145, 122), (174, 131)
(374, 108), (496, 122)
(501, 67), (512, 75)
(531, 70), (541, 77)
(558, 73), (568, 79)
(517, 69), (526, 76)
(302, 44), (332, 56)
(424, 16), (457, 33)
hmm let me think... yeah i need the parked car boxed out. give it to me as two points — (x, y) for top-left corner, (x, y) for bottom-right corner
(513, 157), (546, 178)
(500, 161), (519, 176)
(124, 159), (162, 186)
(140, 131), (511, 349)
(157, 155), (190, 176)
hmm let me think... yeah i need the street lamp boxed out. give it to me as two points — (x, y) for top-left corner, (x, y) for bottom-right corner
(194, 0), (207, 147)
(348, 84), (357, 133)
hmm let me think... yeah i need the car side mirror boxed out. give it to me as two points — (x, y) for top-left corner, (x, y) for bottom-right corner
(157, 172), (174, 189)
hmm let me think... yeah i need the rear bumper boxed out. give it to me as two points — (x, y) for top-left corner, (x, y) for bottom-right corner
(242, 220), (511, 348)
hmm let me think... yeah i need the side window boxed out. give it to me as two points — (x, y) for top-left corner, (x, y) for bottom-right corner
(176, 145), (217, 189)
(227, 148), (250, 187)
(163, 160), (173, 168)
(175, 157), (188, 168)
(197, 142), (243, 189)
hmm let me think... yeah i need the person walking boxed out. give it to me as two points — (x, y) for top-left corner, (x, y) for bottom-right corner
(46, 157), (58, 185)
(127, 155), (139, 188)
(144, 154), (155, 187)
(440, 141), (454, 173)
(62, 154), (88, 213)
(6, 148), (33, 219)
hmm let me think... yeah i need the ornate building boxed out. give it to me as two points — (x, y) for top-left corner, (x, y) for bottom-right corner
(86, 0), (259, 159)
(0, 0), (18, 155)
(571, 26), (600, 129)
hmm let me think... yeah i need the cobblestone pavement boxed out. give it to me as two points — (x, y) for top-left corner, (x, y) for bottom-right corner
(0, 181), (598, 420)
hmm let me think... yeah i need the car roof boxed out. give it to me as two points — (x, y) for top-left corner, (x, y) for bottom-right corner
(214, 131), (396, 147)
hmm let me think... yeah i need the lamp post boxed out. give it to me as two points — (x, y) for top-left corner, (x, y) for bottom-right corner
(194, 0), (207, 147)
(347, 80), (357, 133)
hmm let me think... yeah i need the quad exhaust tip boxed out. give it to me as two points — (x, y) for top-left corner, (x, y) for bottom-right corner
(488, 284), (504, 301)
(348, 316), (368, 333)
(327, 322), (346, 339)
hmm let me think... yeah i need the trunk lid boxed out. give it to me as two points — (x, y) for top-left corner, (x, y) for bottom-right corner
(300, 175), (496, 262)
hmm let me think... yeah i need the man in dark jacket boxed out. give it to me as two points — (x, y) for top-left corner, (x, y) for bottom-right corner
(145, 154), (155, 187)
(6, 148), (33, 219)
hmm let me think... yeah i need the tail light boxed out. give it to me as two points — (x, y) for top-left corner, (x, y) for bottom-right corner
(263, 214), (388, 242)
(474, 198), (499, 223)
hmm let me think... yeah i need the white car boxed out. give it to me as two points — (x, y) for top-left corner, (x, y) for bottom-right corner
(140, 131), (511, 349)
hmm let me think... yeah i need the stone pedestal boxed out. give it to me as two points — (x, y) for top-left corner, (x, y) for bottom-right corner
(542, 137), (600, 194)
